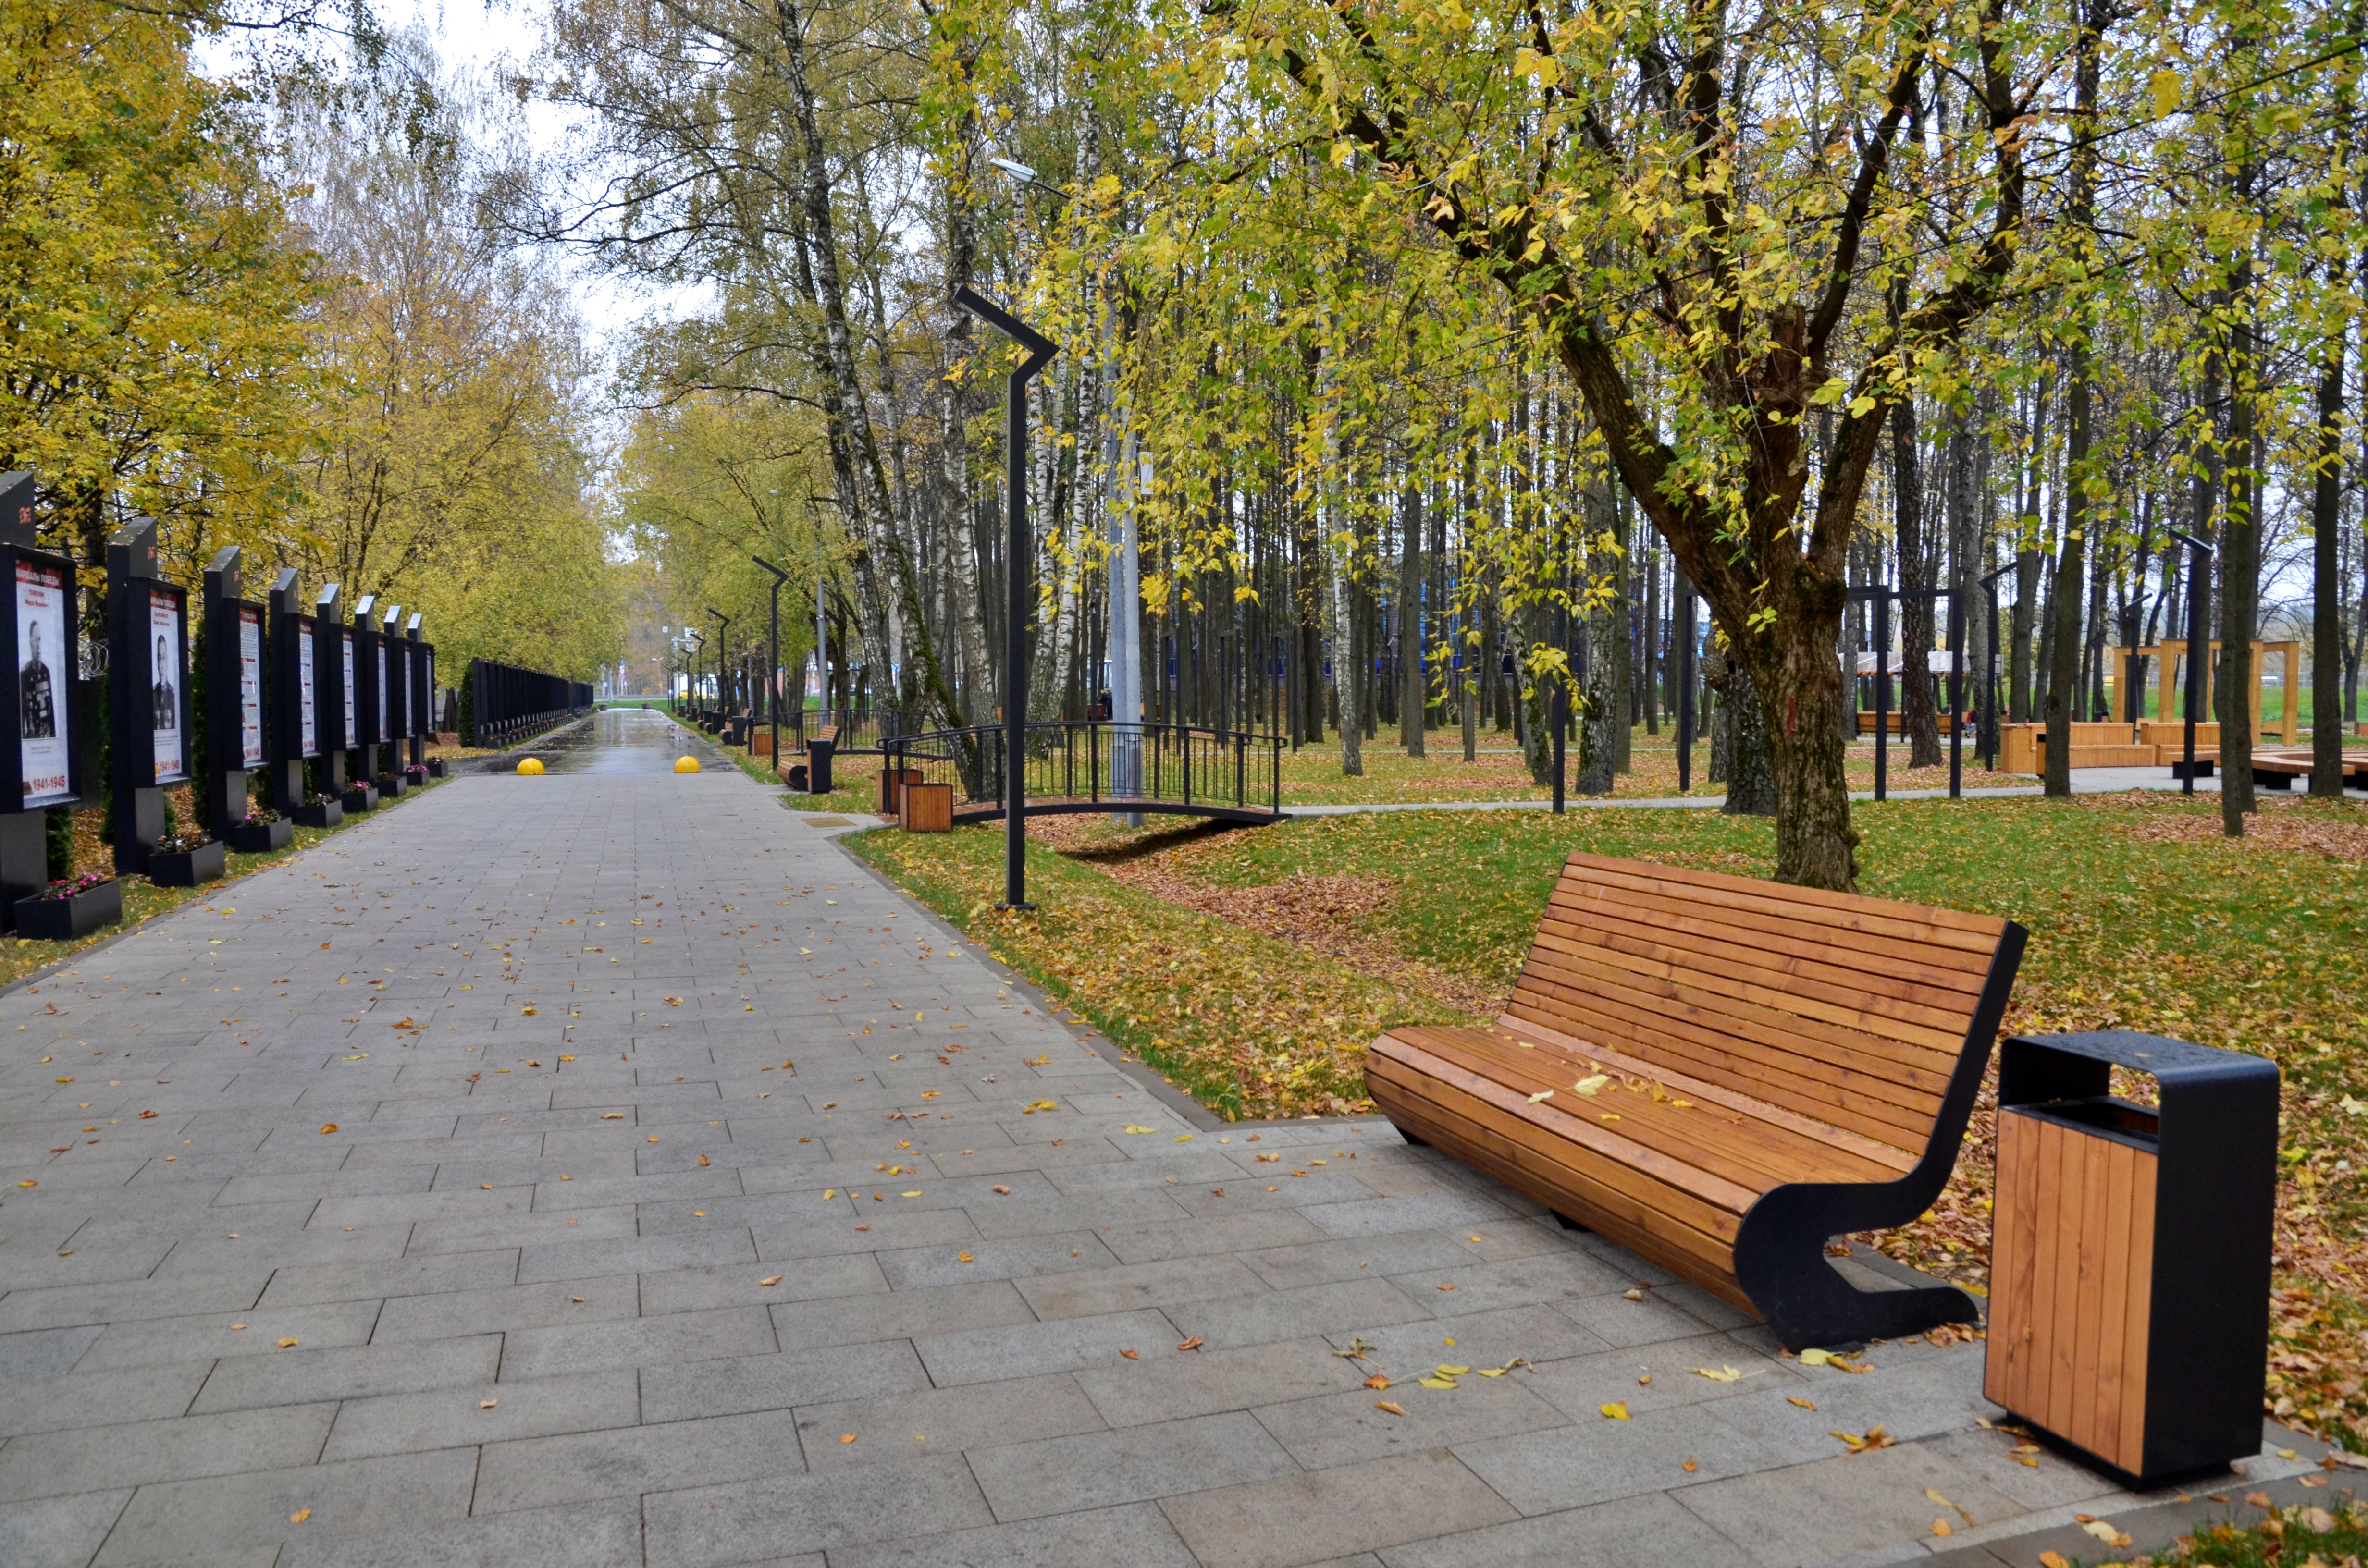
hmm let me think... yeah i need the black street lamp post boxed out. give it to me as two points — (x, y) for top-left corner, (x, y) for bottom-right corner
(754, 557), (789, 769)
(953, 284), (1060, 911)
(2166, 527), (2216, 797)
(706, 609), (731, 727)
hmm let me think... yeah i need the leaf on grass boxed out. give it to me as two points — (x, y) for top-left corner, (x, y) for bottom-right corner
(1600, 1402), (1630, 1419)
(1375, 1400), (1405, 1416)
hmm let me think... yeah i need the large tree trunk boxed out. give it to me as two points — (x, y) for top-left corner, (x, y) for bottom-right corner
(1724, 647), (1784, 821)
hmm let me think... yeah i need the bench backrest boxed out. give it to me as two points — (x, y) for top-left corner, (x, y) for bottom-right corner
(1505, 853), (2018, 1161)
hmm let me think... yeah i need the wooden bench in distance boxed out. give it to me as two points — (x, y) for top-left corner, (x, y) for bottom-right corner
(1367, 853), (2026, 1350)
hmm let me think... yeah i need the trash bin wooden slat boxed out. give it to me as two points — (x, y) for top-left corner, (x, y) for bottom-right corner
(1985, 1029), (2275, 1489)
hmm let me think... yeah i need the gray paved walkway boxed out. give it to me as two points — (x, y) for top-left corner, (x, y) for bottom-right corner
(0, 709), (2334, 1568)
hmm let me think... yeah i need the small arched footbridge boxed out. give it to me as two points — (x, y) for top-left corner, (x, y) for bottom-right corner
(885, 723), (1284, 827)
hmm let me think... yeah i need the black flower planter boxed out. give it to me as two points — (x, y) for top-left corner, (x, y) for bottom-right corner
(148, 841), (225, 888)
(228, 820), (292, 853)
(14, 879), (123, 940)
(379, 774), (407, 799)
(427, 759), (446, 778)
(292, 800), (342, 829)
(341, 784), (378, 813)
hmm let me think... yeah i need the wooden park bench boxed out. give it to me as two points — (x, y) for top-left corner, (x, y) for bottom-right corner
(1367, 853), (2027, 1350)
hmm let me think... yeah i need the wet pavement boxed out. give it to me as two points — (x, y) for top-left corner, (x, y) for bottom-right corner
(491, 707), (734, 777)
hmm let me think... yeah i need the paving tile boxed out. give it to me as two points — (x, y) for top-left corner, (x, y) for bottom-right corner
(1670, 1439), (2033, 1567)
(1256, 1368), (1572, 1469)
(322, 1368), (641, 1459)
(820, 1500), (1199, 1568)
(0, 1272), (269, 1334)
(1171, 1278), (1432, 1350)
(77, 1300), (382, 1372)
(0, 1324), (105, 1379)
(640, 1252), (885, 1313)
(1236, 1230), (1480, 1291)
(91, 1448), (476, 1567)
(516, 1228), (755, 1283)
(1377, 1489), (1758, 1568)
(770, 1278), (1035, 1353)
(1452, 1399), (1791, 1514)
(641, 1453), (992, 1568)
(498, 1304), (776, 1379)
(0, 1488), (131, 1568)
(276, 1496), (643, 1568)
(1098, 1208), (1330, 1264)
(370, 1274), (639, 1340)
(1298, 1192), (1517, 1239)
(0, 1404), (337, 1503)
(190, 1335), (502, 1414)
(914, 1307), (1184, 1386)
(1075, 1335), (1371, 1427)
(641, 1336), (931, 1422)
(0, 1363), (211, 1438)
(969, 1409), (1300, 1520)
(794, 1372), (1109, 1468)
(1011, 1252), (1267, 1318)
(1159, 1450), (1522, 1568)
(474, 1405), (805, 1512)
(876, 1229), (1120, 1290)
(257, 1250), (518, 1309)
(1330, 1303), (1612, 1372)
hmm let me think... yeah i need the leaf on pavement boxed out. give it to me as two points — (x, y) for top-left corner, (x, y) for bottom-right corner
(1600, 1402), (1630, 1420)
(1374, 1400), (1405, 1415)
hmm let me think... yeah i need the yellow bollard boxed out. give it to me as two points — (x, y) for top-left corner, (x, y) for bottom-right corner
(674, 756), (701, 774)
(516, 758), (545, 776)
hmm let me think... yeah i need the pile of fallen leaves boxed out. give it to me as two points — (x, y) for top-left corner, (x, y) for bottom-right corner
(845, 822), (1461, 1118)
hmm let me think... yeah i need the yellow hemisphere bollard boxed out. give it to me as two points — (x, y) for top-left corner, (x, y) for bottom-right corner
(674, 756), (701, 774)
(516, 758), (545, 776)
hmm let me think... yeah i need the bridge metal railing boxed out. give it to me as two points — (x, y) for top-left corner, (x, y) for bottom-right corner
(885, 722), (1283, 819)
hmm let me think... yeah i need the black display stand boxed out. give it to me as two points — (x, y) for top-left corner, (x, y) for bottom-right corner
(267, 569), (313, 812)
(380, 602), (407, 772)
(106, 519), (189, 874)
(407, 614), (428, 766)
(313, 585), (348, 797)
(353, 593), (381, 786)
(202, 547), (265, 840)
(0, 471), (86, 927)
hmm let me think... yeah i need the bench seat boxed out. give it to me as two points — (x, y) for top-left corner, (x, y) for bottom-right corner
(1369, 853), (2025, 1349)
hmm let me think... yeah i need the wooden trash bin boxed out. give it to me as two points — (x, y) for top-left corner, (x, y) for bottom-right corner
(1985, 1029), (2278, 1489)
(878, 767), (923, 816)
(900, 782), (953, 833)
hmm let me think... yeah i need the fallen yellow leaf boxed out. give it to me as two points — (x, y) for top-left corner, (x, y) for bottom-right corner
(602, 1112), (624, 1119)
(1123, 1125), (1156, 1134)
(838, 1433), (857, 1444)
(1418, 1376), (1458, 1390)
(1601, 1402), (1630, 1419)
(1525, 1090), (1553, 1103)
(1365, 1374), (1391, 1390)
(1177, 1336), (1205, 1351)
(1691, 1365), (1744, 1382)
(277, 1337), (299, 1348)
(480, 1399), (498, 1409)
(1438, 1365), (1472, 1375)
(1930, 1518), (1952, 1537)
(760, 1276), (782, 1286)
(1787, 1396), (1817, 1410)
(2080, 1521), (2131, 1547)
(957, 1252), (975, 1263)
(2038, 1553), (2071, 1568)
(1375, 1400), (1405, 1416)
(290, 1509), (311, 1523)
(319, 1124), (338, 1135)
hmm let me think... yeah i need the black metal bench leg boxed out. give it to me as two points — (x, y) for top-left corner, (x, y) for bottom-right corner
(1733, 1187), (1983, 1351)
(1552, 1211), (1591, 1233)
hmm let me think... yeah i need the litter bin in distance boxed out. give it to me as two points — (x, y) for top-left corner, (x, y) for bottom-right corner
(1985, 1029), (2278, 1489)
(806, 736), (834, 796)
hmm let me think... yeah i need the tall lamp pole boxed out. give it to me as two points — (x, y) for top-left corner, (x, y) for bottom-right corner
(706, 608), (731, 726)
(2166, 527), (2216, 797)
(953, 283), (1061, 911)
(754, 557), (789, 770)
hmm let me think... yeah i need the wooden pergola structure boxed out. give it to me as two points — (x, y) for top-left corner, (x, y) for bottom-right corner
(2108, 640), (2301, 745)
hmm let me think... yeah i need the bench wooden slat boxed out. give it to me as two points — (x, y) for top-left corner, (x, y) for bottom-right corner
(1480, 1017), (1921, 1176)
(1516, 951), (1962, 1113)
(1545, 884), (1995, 998)
(1560, 853), (2010, 950)
(1395, 1027), (1898, 1194)
(1368, 851), (2025, 1349)
(1534, 919), (1981, 1050)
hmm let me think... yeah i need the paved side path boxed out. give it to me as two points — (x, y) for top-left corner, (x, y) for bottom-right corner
(0, 742), (2330, 1568)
